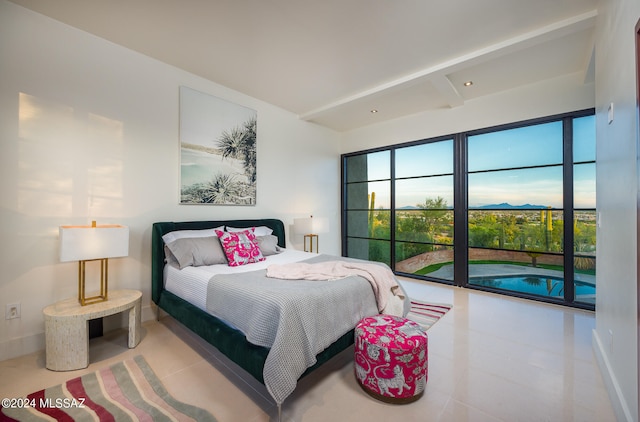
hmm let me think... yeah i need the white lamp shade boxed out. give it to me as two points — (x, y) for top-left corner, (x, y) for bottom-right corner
(293, 218), (313, 235)
(293, 217), (329, 235)
(59, 224), (129, 262)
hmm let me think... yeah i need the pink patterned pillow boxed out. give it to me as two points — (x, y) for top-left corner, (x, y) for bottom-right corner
(215, 229), (265, 267)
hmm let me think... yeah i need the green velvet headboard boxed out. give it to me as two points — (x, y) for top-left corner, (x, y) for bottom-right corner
(151, 218), (286, 305)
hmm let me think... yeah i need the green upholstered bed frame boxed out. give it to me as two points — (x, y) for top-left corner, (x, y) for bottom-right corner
(151, 219), (354, 389)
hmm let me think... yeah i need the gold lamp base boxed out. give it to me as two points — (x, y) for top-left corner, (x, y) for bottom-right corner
(303, 234), (319, 253)
(78, 258), (109, 306)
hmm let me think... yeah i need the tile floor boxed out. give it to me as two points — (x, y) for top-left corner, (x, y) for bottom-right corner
(0, 279), (616, 421)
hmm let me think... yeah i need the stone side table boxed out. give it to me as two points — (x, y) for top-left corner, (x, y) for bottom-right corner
(43, 289), (142, 371)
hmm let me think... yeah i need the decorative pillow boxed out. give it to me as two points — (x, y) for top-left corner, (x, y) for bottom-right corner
(164, 245), (180, 266)
(162, 226), (224, 244)
(226, 225), (274, 237)
(255, 235), (283, 256)
(215, 229), (266, 267)
(165, 236), (227, 269)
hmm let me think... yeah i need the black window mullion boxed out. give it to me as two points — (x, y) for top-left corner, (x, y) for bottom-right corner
(563, 117), (576, 303)
(390, 149), (396, 271)
(454, 133), (468, 287)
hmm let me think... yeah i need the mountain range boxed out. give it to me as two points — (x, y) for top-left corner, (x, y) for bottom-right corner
(473, 203), (547, 209)
(397, 203), (548, 210)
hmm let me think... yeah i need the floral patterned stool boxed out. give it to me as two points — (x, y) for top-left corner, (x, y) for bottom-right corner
(354, 314), (428, 403)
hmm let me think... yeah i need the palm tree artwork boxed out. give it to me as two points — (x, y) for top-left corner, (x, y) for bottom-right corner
(179, 87), (257, 205)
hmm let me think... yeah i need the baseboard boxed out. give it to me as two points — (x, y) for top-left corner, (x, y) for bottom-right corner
(0, 304), (156, 363)
(141, 304), (156, 323)
(592, 328), (634, 422)
(0, 331), (45, 363)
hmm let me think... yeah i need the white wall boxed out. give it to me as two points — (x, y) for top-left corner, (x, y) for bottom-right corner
(0, 1), (341, 361)
(592, 0), (640, 421)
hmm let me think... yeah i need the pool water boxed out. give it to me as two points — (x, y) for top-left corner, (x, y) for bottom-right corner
(469, 275), (595, 298)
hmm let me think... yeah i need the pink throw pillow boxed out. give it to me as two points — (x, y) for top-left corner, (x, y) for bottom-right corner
(215, 229), (265, 267)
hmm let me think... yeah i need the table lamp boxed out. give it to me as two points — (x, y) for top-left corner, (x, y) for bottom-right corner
(59, 221), (129, 306)
(293, 216), (328, 253)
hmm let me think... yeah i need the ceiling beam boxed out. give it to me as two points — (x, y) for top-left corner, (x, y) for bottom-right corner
(580, 31), (596, 85)
(299, 9), (597, 122)
(430, 74), (464, 108)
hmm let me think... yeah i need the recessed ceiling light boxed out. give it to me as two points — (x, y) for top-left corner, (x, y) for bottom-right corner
(463, 81), (473, 87)
(370, 109), (378, 113)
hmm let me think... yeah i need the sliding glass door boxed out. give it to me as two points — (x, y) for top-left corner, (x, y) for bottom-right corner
(342, 109), (595, 309)
(466, 121), (566, 299)
(394, 140), (454, 281)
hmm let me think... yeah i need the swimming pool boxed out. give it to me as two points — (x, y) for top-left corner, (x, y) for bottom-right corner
(469, 275), (595, 298)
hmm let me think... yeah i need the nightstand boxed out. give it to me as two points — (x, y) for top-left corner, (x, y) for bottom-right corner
(43, 289), (142, 371)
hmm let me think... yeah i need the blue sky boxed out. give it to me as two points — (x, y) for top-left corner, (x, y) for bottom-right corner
(180, 86), (256, 148)
(360, 116), (595, 209)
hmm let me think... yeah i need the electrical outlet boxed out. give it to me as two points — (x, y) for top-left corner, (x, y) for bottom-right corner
(5, 303), (20, 320)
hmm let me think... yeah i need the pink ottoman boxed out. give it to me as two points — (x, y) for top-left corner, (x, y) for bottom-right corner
(354, 315), (428, 403)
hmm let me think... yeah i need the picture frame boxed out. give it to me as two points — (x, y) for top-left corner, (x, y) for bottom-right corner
(179, 86), (257, 205)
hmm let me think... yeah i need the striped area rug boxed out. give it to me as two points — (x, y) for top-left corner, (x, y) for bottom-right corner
(0, 355), (217, 422)
(406, 300), (452, 331)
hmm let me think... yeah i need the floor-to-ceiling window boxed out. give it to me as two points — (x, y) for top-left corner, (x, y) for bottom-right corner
(342, 109), (595, 309)
(344, 150), (392, 265)
(467, 121), (568, 301)
(394, 140), (455, 282)
(572, 115), (596, 305)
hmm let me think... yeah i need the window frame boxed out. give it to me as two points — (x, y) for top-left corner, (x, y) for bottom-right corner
(341, 108), (595, 310)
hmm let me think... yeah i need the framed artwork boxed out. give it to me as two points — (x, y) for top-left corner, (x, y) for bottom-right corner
(179, 86), (257, 205)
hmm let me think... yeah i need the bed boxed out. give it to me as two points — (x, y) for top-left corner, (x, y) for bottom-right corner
(151, 218), (406, 410)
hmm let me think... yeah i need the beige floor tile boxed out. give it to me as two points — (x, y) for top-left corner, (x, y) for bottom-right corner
(439, 399), (503, 422)
(160, 359), (270, 422)
(0, 279), (616, 422)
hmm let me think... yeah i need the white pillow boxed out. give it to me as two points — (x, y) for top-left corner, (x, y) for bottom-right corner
(162, 226), (225, 244)
(226, 225), (274, 237)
